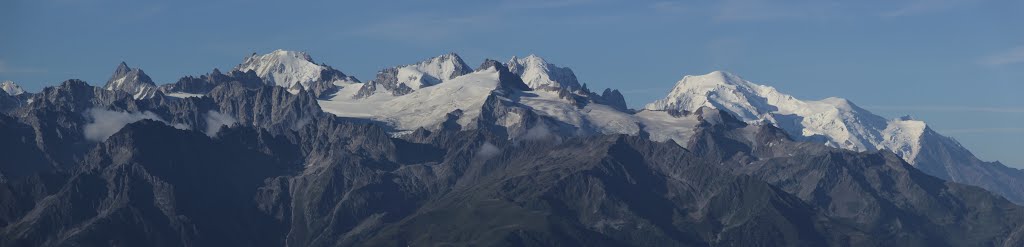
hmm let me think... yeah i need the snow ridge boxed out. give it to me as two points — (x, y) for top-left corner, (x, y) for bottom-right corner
(355, 53), (472, 97)
(394, 53), (472, 90)
(234, 49), (357, 97)
(644, 71), (926, 162)
(322, 54), (693, 144)
(507, 55), (582, 91)
(219, 52), (936, 166)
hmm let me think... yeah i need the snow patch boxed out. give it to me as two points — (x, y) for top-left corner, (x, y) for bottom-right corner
(634, 110), (701, 144)
(167, 93), (204, 98)
(521, 124), (553, 141)
(1, 81), (26, 96)
(516, 90), (640, 136)
(319, 68), (502, 131)
(881, 119), (927, 162)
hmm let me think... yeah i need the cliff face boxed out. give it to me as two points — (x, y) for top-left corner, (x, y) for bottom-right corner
(0, 80), (1021, 247)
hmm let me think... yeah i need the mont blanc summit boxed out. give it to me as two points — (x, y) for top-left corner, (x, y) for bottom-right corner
(645, 70), (1024, 203)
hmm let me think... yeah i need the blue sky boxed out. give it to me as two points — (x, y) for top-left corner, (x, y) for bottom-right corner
(2, 0), (1023, 166)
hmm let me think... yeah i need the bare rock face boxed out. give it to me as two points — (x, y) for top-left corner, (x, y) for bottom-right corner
(2, 58), (1024, 246)
(683, 109), (1024, 246)
(104, 62), (159, 99)
(206, 82), (324, 134)
(159, 69), (265, 95)
(599, 88), (628, 111)
(0, 91), (21, 113)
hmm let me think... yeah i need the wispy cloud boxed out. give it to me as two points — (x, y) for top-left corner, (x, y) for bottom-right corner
(348, 0), (607, 43)
(0, 59), (45, 74)
(979, 46), (1024, 66)
(706, 37), (747, 67)
(713, 0), (837, 22)
(882, 0), (976, 17)
(347, 14), (493, 42)
(648, 1), (690, 14)
(501, 0), (599, 10)
(866, 105), (1024, 113)
(942, 127), (1024, 134)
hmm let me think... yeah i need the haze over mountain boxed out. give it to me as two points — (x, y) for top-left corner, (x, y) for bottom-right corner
(1, 50), (1023, 246)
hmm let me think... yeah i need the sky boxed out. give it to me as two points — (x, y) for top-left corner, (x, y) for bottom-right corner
(1, 0), (1022, 166)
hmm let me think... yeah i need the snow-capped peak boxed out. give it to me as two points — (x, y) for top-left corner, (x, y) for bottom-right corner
(355, 53), (473, 97)
(645, 70), (926, 161)
(395, 52), (472, 89)
(322, 65), (505, 131)
(507, 54), (582, 91)
(234, 49), (356, 97)
(1, 80), (26, 96)
(105, 62), (158, 99)
(644, 71), (767, 119)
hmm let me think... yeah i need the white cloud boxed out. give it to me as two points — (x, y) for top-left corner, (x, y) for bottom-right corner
(706, 37), (746, 67)
(979, 46), (1024, 66)
(521, 124), (553, 141)
(648, 1), (689, 14)
(501, 0), (598, 10)
(475, 142), (502, 160)
(713, 0), (837, 22)
(83, 108), (187, 142)
(347, 14), (493, 43)
(204, 110), (238, 137)
(347, 0), (607, 43)
(0, 59), (45, 74)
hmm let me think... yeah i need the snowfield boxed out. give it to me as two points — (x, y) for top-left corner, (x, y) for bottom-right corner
(162, 51), (937, 166)
(645, 70), (929, 163)
(319, 68), (501, 131)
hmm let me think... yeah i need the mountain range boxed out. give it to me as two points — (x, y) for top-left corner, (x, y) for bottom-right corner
(1, 50), (1023, 246)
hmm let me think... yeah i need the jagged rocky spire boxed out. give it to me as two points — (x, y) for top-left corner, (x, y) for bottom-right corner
(104, 62), (158, 99)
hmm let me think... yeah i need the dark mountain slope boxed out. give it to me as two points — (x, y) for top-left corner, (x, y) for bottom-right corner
(684, 109), (1024, 247)
(0, 77), (1022, 246)
(0, 120), (289, 247)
